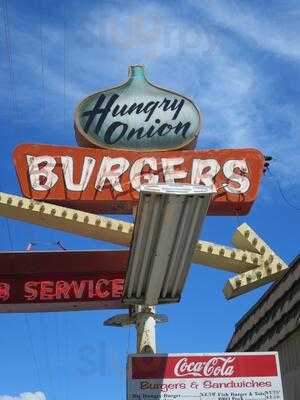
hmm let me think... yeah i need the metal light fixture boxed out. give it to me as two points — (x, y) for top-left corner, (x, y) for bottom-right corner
(122, 183), (212, 306)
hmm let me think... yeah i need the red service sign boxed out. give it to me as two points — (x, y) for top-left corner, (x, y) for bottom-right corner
(127, 353), (284, 400)
(0, 250), (129, 312)
(13, 144), (265, 215)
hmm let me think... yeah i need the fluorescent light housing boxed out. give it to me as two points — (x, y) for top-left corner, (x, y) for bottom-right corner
(122, 183), (212, 306)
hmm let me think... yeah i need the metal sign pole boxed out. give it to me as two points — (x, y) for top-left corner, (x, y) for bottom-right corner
(130, 209), (156, 354)
(135, 306), (156, 353)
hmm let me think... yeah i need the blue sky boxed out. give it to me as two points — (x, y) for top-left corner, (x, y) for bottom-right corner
(0, 0), (300, 399)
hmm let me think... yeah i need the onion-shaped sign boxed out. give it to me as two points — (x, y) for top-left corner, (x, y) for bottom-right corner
(74, 65), (201, 151)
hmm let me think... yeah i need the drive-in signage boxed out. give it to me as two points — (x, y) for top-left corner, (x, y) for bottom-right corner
(74, 65), (201, 151)
(127, 353), (284, 400)
(14, 144), (265, 215)
(0, 250), (129, 312)
(14, 65), (266, 216)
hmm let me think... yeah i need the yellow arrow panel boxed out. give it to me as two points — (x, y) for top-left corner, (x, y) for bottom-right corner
(0, 192), (289, 292)
(0, 192), (133, 246)
(232, 223), (287, 270)
(225, 223), (289, 298)
(193, 241), (262, 273)
(0, 191), (260, 273)
(223, 261), (288, 299)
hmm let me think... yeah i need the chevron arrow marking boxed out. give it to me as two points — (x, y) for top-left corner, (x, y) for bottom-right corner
(223, 223), (288, 299)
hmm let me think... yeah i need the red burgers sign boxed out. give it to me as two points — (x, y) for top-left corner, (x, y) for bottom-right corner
(14, 144), (264, 215)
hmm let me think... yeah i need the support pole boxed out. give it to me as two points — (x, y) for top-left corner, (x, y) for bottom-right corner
(135, 306), (156, 354)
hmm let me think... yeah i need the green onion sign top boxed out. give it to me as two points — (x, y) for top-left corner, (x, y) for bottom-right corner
(74, 65), (201, 151)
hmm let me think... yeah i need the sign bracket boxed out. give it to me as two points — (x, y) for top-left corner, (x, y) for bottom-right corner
(104, 305), (168, 354)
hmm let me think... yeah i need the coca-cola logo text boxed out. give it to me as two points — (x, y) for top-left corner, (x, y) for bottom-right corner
(174, 357), (235, 378)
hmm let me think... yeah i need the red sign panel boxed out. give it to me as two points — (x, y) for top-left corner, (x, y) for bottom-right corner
(0, 250), (129, 312)
(14, 144), (264, 215)
(131, 354), (278, 379)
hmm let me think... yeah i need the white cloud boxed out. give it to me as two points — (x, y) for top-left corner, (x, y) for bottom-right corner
(85, 1), (261, 149)
(89, 2), (216, 62)
(1, 0), (300, 186)
(188, 0), (300, 61)
(0, 392), (46, 400)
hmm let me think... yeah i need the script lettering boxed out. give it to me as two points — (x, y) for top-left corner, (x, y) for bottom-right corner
(174, 357), (235, 377)
(81, 94), (192, 145)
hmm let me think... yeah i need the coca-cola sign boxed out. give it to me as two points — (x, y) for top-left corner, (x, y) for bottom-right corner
(127, 353), (284, 400)
(174, 356), (235, 378)
(130, 354), (278, 380)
